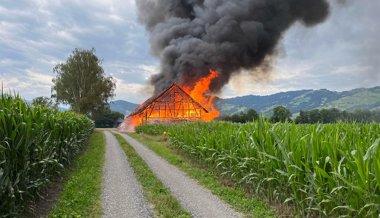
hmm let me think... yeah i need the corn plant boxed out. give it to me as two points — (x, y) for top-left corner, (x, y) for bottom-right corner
(0, 93), (94, 216)
(138, 119), (380, 217)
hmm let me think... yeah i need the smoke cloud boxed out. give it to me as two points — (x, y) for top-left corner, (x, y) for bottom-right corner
(136, 0), (330, 94)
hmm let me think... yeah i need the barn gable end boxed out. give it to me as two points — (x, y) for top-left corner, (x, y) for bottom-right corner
(128, 83), (208, 124)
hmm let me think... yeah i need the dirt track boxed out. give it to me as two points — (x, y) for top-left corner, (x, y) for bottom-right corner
(102, 131), (152, 218)
(116, 132), (242, 218)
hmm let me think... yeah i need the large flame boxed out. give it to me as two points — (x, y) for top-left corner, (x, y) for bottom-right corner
(181, 70), (220, 121)
(120, 69), (220, 131)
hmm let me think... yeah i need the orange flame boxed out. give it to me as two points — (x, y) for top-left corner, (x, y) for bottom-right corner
(182, 70), (220, 121)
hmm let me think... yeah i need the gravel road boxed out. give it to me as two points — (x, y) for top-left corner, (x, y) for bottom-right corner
(102, 131), (152, 218)
(117, 132), (242, 218)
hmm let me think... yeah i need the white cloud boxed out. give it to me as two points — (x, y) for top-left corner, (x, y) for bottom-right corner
(0, 0), (379, 103)
(55, 30), (77, 42)
(0, 0), (156, 102)
(26, 70), (53, 86)
(1, 73), (51, 99)
(139, 64), (159, 80)
(222, 62), (318, 97)
(2, 77), (30, 90)
(0, 5), (34, 19)
(114, 77), (153, 103)
(0, 58), (19, 66)
(331, 65), (371, 76)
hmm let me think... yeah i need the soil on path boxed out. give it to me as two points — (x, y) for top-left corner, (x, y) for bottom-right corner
(117, 132), (242, 218)
(102, 131), (152, 218)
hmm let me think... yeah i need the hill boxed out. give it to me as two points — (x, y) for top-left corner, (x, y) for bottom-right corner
(109, 86), (380, 116)
(109, 100), (138, 115)
(219, 86), (380, 115)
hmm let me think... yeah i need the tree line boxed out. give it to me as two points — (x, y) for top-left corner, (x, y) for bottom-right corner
(218, 109), (259, 123)
(220, 106), (380, 124)
(32, 96), (124, 128)
(220, 106), (293, 123)
(295, 108), (380, 124)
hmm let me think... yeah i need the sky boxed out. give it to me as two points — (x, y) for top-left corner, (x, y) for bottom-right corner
(0, 0), (379, 104)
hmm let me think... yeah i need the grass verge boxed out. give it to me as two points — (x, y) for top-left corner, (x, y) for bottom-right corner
(48, 131), (105, 218)
(127, 132), (276, 218)
(113, 133), (191, 218)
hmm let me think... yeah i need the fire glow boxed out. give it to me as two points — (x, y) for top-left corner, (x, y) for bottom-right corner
(120, 70), (220, 131)
(182, 70), (220, 121)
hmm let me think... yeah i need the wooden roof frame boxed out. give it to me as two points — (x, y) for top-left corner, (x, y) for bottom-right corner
(128, 83), (208, 118)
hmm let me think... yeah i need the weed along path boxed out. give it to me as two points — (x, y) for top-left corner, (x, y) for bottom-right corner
(116, 132), (242, 218)
(102, 131), (152, 218)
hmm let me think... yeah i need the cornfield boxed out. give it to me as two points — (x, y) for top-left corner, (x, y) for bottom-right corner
(136, 120), (380, 217)
(0, 94), (94, 216)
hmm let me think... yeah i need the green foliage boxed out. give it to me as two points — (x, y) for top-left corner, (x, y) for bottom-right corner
(52, 48), (116, 115)
(49, 131), (105, 217)
(138, 120), (380, 217)
(296, 108), (380, 124)
(32, 96), (58, 110)
(0, 93), (94, 217)
(220, 108), (259, 123)
(271, 106), (292, 123)
(114, 134), (191, 218)
(92, 107), (124, 128)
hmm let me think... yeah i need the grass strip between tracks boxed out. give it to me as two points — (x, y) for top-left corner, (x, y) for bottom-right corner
(48, 131), (105, 218)
(127, 132), (276, 218)
(113, 133), (191, 218)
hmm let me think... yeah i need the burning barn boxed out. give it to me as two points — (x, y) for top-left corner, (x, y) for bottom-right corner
(120, 70), (221, 131)
(128, 83), (208, 124)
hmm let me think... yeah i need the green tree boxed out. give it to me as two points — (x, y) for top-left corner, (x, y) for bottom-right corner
(246, 109), (259, 121)
(309, 109), (321, 123)
(221, 108), (259, 123)
(320, 108), (341, 123)
(271, 106), (292, 123)
(92, 106), (124, 128)
(52, 48), (115, 115)
(295, 110), (307, 124)
(32, 96), (58, 110)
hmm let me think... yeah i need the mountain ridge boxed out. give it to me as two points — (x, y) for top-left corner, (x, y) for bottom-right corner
(110, 86), (380, 115)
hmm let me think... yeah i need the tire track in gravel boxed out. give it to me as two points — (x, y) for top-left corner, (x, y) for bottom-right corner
(102, 131), (152, 218)
(117, 132), (242, 218)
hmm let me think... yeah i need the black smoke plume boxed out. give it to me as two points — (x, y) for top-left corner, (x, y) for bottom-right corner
(136, 0), (330, 94)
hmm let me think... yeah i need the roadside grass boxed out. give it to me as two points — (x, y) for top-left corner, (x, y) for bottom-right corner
(127, 132), (277, 218)
(113, 133), (191, 218)
(48, 131), (105, 218)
